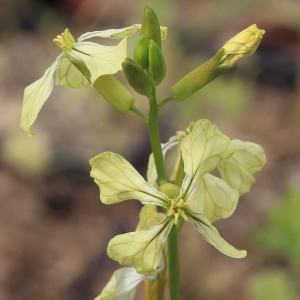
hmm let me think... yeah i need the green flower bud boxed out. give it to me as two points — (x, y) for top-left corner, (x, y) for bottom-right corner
(134, 35), (149, 69)
(122, 58), (152, 96)
(93, 75), (135, 112)
(141, 5), (162, 48)
(172, 24), (265, 102)
(147, 40), (166, 86)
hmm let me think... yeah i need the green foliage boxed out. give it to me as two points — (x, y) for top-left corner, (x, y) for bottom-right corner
(253, 188), (300, 262)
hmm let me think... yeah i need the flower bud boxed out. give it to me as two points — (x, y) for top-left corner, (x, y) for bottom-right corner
(141, 5), (162, 48)
(147, 40), (166, 86)
(93, 75), (135, 112)
(122, 58), (152, 96)
(134, 35), (149, 69)
(219, 24), (265, 67)
(172, 24), (264, 102)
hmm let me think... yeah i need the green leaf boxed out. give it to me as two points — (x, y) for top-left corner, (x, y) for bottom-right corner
(187, 173), (239, 222)
(89, 152), (169, 206)
(188, 211), (247, 258)
(218, 139), (266, 195)
(71, 38), (127, 84)
(180, 119), (233, 198)
(55, 56), (89, 88)
(95, 267), (147, 300)
(20, 55), (61, 136)
(108, 217), (174, 275)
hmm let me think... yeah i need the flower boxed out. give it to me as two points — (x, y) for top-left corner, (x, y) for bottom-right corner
(95, 205), (165, 300)
(90, 119), (265, 275)
(20, 25), (168, 136)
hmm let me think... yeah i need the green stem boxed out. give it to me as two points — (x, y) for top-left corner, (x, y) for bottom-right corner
(168, 225), (181, 300)
(147, 87), (168, 185)
(158, 95), (174, 108)
(130, 105), (148, 123)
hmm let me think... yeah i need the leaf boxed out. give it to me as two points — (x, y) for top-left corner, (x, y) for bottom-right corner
(187, 173), (239, 222)
(71, 38), (127, 84)
(180, 119), (233, 199)
(218, 139), (266, 195)
(107, 217), (173, 275)
(95, 267), (147, 300)
(55, 56), (89, 88)
(188, 211), (247, 258)
(89, 152), (169, 206)
(20, 54), (62, 136)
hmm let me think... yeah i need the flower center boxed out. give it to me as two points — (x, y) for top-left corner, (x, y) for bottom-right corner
(167, 199), (188, 225)
(53, 28), (76, 52)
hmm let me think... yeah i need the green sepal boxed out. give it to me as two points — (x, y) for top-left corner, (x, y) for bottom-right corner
(171, 48), (229, 102)
(134, 35), (149, 69)
(93, 75), (135, 112)
(141, 5), (162, 48)
(122, 58), (152, 96)
(147, 40), (166, 86)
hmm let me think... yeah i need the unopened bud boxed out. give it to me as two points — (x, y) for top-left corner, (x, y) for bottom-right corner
(147, 40), (166, 86)
(172, 24), (264, 102)
(134, 35), (149, 69)
(219, 24), (265, 67)
(141, 5), (162, 48)
(122, 58), (152, 96)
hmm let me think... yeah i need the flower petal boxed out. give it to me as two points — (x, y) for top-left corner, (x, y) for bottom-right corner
(20, 54), (62, 136)
(71, 38), (127, 84)
(187, 173), (239, 222)
(180, 119), (233, 198)
(188, 211), (247, 258)
(107, 217), (174, 275)
(89, 152), (169, 206)
(95, 267), (148, 300)
(78, 24), (167, 42)
(137, 204), (165, 231)
(55, 56), (89, 88)
(218, 139), (266, 195)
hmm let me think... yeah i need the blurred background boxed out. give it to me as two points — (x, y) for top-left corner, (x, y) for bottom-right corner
(1, 0), (300, 299)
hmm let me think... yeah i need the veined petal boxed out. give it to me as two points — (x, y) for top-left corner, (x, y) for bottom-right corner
(147, 136), (179, 185)
(55, 56), (89, 88)
(90, 152), (169, 206)
(180, 119), (233, 198)
(107, 217), (174, 275)
(137, 204), (165, 231)
(187, 173), (239, 222)
(78, 24), (167, 42)
(95, 267), (148, 300)
(71, 38), (127, 84)
(20, 54), (62, 136)
(187, 211), (247, 258)
(218, 139), (266, 195)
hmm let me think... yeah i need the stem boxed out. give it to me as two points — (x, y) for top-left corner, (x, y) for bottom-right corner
(158, 95), (174, 108)
(168, 225), (181, 300)
(130, 105), (148, 123)
(147, 87), (168, 185)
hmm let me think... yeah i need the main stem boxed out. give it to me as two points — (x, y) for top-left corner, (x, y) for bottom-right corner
(147, 87), (180, 300)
